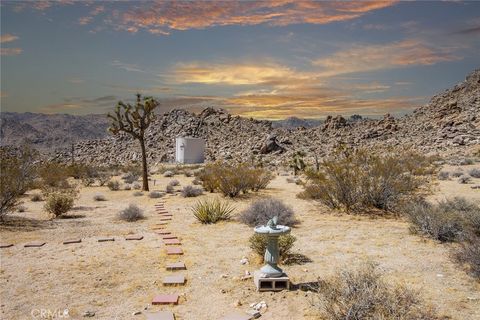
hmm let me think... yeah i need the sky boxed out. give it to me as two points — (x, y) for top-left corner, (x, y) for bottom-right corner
(1, 0), (479, 120)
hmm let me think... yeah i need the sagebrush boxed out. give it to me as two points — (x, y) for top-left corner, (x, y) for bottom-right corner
(181, 185), (203, 197)
(240, 198), (297, 227)
(118, 204), (144, 222)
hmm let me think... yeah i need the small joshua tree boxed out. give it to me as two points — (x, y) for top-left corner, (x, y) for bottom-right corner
(108, 93), (159, 191)
(289, 151), (306, 176)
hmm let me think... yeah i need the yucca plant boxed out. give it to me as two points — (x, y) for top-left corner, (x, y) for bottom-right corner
(192, 198), (235, 224)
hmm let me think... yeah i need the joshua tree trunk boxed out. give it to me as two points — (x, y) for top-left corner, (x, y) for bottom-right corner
(140, 137), (149, 191)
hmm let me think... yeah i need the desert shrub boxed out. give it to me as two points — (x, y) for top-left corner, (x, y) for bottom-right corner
(149, 191), (162, 198)
(118, 204), (144, 222)
(286, 177), (295, 183)
(192, 198), (234, 224)
(405, 197), (480, 242)
(468, 168), (480, 178)
(181, 185), (203, 197)
(30, 193), (43, 202)
(107, 180), (120, 191)
(44, 192), (75, 218)
(437, 171), (449, 180)
(310, 262), (441, 320)
(196, 162), (273, 197)
(451, 169), (464, 177)
(249, 233), (296, 260)
(453, 235), (480, 280)
(17, 205), (27, 212)
(1, 146), (37, 218)
(38, 162), (70, 188)
(168, 179), (180, 187)
(240, 198), (297, 227)
(163, 170), (174, 177)
(122, 171), (140, 184)
(124, 184), (132, 190)
(458, 175), (472, 184)
(97, 171), (112, 186)
(93, 194), (106, 201)
(184, 171), (193, 177)
(192, 177), (202, 185)
(166, 185), (175, 194)
(301, 149), (429, 213)
(133, 183), (141, 190)
(133, 191), (143, 196)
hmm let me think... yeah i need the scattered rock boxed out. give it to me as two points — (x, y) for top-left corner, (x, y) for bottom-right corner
(83, 311), (95, 317)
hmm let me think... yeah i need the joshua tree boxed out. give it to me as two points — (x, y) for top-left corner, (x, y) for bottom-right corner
(289, 151), (306, 176)
(108, 93), (159, 191)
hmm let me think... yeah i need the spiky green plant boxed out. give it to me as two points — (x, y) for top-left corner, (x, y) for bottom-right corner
(192, 198), (235, 224)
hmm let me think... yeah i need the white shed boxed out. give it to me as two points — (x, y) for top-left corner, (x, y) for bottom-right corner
(175, 137), (205, 164)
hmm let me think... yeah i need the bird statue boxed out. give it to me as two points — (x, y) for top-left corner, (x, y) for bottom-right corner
(266, 216), (278, 228)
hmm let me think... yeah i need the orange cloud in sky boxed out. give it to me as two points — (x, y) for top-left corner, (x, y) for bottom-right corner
(1, 48), (22, 56)
(118, 0), (396, 34)
(0, 34), (19, 43)
(313, 39), (461, 76)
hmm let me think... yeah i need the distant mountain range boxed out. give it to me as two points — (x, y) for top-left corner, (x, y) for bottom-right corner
(0, 112), (110, 152)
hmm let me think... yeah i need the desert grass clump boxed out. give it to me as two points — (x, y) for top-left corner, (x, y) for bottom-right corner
(107, 180), (120, 191)
(310, 262), (441, 320)
(301, 148), (431, 213)
(166, 184), (175, 194)
(468, 168), (480, 178)
(453, 235), (480, 280)
(44, 192), (75, 218)
(437, 171), (450, 180)
(184, 171), (193, 177)
(181, 185), (203, 197)
(163, 170), (174, 177)
(249, 233), (296, 261)
(458, 175), (472, 184)
(93, 194), (106, 201)
(118, 204), (144, 222)
(192, 198), (234, 224)
(133, 183), (141, 190)
(133, 191), (143, 196)
(405, 197), (480, 242)
(240, 198), (297, 227)
(168, 179), (180, 187)
(30, 193), (43, 202)
(149, 191), (162, 198)
(122, 170), (141, 184)
(124, 184), (132, 190)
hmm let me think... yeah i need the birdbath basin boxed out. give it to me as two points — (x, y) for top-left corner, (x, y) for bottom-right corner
(254, 219), (291, 278)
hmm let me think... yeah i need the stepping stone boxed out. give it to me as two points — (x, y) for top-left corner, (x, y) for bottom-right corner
(155, 231), (171, 235)
(158, 214), (173, 217)
(164, 239), (181, 245)
(166, 247), (183, 255)
(163, 274), (185, 285)
(222, 312), (251, 320)
(152, 294), (179, 305)
(166, 262), (186, 270)
(0, 243), (13, 248)
(125, 235), (143, 241)
(156, 210), (169, 213)
(145, 311), (175, 320)
(159, 218), (172, 221)
(24, 242), (46, 248)
(98, 237), (114, 242)
(162, 235), (177, 240)
(63, 239), (81, 245)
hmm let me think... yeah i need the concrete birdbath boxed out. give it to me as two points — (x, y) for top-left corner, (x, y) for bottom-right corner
(253, 216), (291, 291)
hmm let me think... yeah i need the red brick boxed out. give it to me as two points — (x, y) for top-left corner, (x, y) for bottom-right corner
(166, 262), (186, 270)
(155, 231), (171, 235)
(145, 311), (175, 320)
(24, 242), (46, 247)
(63, 239), (81, 244)
(166, 247), (183, 255)
(164, 239), (181, 245)
(151, 294), (179, 305)
(98, 237), (114, 242)
(163, 274), (185, 285)
(125, 235), (143, 241)
(162, 235), (177, 240)
(0, 243), (14, 248)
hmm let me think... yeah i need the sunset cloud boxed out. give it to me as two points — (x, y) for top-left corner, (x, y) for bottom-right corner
(313, 39), (461, 76)
(171, 62), (316, 86)
(1, 48), (22, 56)
(117, 0), (396, 35)
(0, 34), (19, 43)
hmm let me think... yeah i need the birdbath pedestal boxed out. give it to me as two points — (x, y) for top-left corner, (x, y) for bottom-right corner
(253, 217), (291, 291)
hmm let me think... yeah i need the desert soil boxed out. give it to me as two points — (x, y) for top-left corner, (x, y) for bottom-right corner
(1, 166), (479, 320)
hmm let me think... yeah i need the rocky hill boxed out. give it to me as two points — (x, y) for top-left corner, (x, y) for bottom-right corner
(3, 69), (479, 166)
(0, 112), (109, 152)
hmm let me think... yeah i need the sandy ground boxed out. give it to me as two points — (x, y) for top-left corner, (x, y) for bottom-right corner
(1, 165), (479, 320)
